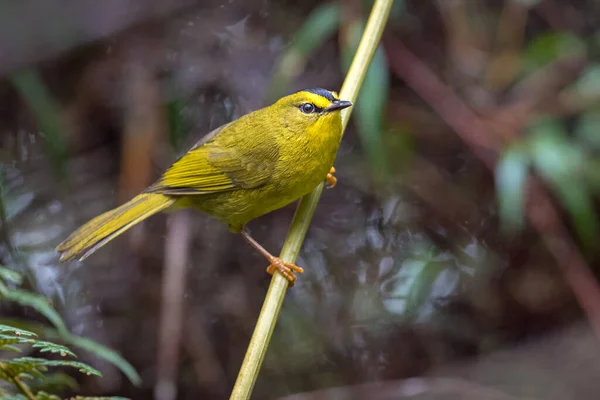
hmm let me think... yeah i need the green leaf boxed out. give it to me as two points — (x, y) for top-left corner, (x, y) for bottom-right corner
(586, 158), (600, 194)
(0, 290), (68, 335)
(496, 145), (530, 233)
(340, 15), (391, 180)
(522, 32), (585, 75)
(60, 333), (141, 387)
(267, 3), (341, 99)
(405, 259), (449, 320)
(575, 109), (600, 149)
(513, 0), (542, 6)
(34, 392), (61, 400)
(569, 64), (600, 100)
(9, 69), (68, 178)
(0, 267), (22, 285)
(290, 3), (341, 56)
(166, 97), (191, 153)
(529, 118), (598, 252)
(342, 18), (390, 179)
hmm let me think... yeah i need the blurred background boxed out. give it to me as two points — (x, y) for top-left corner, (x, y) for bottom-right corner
(2, 0), (600, 399)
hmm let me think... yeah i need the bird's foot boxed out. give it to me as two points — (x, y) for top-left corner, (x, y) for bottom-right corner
(241, 229), (304, 287)
(266, 256), (304, 286)
(326, 166), (337, 189)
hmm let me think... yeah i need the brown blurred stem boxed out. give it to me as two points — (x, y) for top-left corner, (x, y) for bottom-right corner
(435, 0), (488, 76)
(155, 211), (192, 400)
(120, 44), (165, 252)
(229, 0), (394, 399)
(483, 1), (528, 90)
(384, 36), (600, 338)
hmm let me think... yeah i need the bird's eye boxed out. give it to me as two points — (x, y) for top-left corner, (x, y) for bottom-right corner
(300, 103), (316, 114)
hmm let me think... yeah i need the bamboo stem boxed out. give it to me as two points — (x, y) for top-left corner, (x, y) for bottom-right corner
(229, 1), (395, 399)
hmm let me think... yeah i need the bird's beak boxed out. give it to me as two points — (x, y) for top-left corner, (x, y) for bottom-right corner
(325, 100), (353, 112)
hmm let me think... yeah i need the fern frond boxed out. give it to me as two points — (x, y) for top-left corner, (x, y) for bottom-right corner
(34, 392), (61, 400)
(0, 357), (101, 381)
(0, 326), (36, 338)
(0, 234), (133, 399)
(23, 341), (75, 358)
(1, 345), (21, 354)
(0, 334), (75, 359)
(0, 335), (22, 353)
(0, 320), (141, 387)
(67, 397), (130, 400)
(0, 394), (31, 400)
(28, 372), (78, 395)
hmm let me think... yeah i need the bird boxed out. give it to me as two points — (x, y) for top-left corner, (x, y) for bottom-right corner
(56, 88), (352, 284)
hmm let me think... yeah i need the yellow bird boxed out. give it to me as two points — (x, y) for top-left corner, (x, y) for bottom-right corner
(56, 88), (352, 283)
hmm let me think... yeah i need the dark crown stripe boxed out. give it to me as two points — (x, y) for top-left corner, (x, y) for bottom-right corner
(300, 88), (336, 102)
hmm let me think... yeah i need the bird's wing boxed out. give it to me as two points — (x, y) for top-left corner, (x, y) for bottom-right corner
(147, 121), (278, 195)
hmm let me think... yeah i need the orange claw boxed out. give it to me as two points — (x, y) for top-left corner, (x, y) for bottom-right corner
(326, 166), (337, 189)
(266, 257), (304, 285)
(241, 229), (304, 286)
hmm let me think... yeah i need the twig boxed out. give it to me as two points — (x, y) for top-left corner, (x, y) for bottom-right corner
(229, 1), (395, 398)
(435, 0), (488, 77)
(119, 46), (165, 251)
(155, 211), (192, 400)
(384, 36), (600, 338)
(383, 37), (499, 162)
(483, 1), (528, 90)
(185, 311), (228, 397)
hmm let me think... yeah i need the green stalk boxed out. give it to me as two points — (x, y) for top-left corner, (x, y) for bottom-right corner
(13, 376), (36, 400)
(229, 1), (395, 398)
(0, 363), (36, 400)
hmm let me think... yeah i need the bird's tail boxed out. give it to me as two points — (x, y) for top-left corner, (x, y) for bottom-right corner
(56, 193), (174, 262)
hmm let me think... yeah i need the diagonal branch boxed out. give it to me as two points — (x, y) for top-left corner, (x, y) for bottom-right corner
(229, 1), (395, 399)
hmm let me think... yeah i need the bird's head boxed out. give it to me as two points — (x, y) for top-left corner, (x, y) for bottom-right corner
(272, 88), (352, 135)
